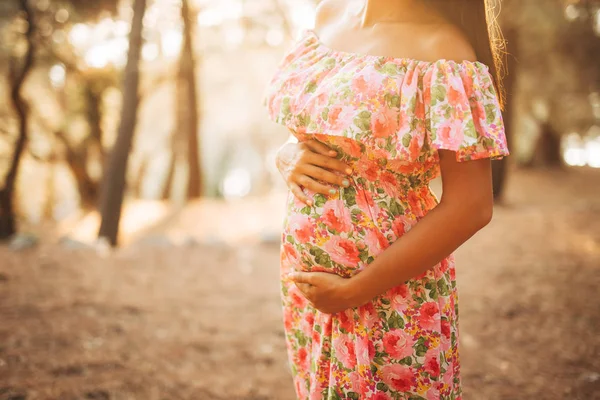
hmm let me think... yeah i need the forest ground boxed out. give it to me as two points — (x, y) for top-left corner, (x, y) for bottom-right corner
(0, 166), (599, 400)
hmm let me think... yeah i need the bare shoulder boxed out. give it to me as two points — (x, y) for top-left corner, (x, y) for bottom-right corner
(423, 24), (477, 62)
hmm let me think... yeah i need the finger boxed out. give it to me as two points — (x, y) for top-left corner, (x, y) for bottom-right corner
(289, 271), (315, 285)
(296, 175), (339, 197)
(298, 164), (351, 188)
(295, 282), (313, 295)
(304, 140), (338, 157)
(295, 282), (318, 305)
(289, 182), (313, 206)
(304, 152), (353, 175)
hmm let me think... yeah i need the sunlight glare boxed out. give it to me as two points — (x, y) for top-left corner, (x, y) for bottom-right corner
(142, 43), (160, 61)
(85, 45), (110, 69)
(563, 133), (587, 167)
(161, 29), (183, 59)
(586, 126), (600, 168)
(49, 64), (66, 88)
(224, 25), (245, 46)
(69, 23), (90, 48)
(290, 2), (316, 31)
(222, 168), (252, 199)
(266, 28), (284, 47)
(197, 8), (223, 27)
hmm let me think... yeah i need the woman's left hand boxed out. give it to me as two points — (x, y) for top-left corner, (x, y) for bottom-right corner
(288, 271), (362, 314)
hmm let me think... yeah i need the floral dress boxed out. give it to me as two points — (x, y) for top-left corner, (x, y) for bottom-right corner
(264, 29), (509, 400)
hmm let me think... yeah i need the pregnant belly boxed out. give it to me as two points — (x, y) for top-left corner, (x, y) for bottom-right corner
(281, 188), (393, 278)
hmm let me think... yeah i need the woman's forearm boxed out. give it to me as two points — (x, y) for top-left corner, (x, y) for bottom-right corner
(342, 198), (492, 305)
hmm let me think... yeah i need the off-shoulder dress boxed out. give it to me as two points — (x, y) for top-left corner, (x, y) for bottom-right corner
(264, 29), (509, 400)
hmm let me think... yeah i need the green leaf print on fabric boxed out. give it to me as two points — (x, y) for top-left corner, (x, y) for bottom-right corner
(330, 390), (343, 400)
(429, 285), (439, 300)
(376, 382), (389, 391)
(381, 62), (401, 76)
(464, 119), (477, 139)
(305, 80), (317, 93)
(388, 313), (405, 329)
(389, 199), (404, 217)
(309, 247), (333, 268)
(323, 57), (336, 70)
(414, 337), (429, 357)
(402, 134), (412, 148)
(437, 279), (450, 297)
(385, 92), (401, 108)
(483, 136), (496, 149)
(485, 103), (497, 123)
(295, 331), (309, 347)
(354, 110), (372, 132)
(342, 186), (357, 207)
(432, 86), (447, 105)
(400, 356), (413, 366)
(348, 392), (360, 400)
(408, 395), (428, 400)
(281, 97), (290, 118)
(322, 107), (330, 121)
(297, 113), (311, 128)
(300, 206), (311, 215)
(314, 193), (328, 207)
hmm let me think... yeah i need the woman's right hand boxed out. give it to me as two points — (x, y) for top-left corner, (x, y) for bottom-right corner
(276, 139), (353, 206)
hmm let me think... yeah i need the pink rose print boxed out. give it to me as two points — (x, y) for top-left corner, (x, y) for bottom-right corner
(381, 364), (415, 392)
(424, 351), (441, 377)
(287, 213), (314, 244)
(383, 330), (415, 360)
(418, 302), (441, 331)
(334, 335), (357, 370)
(323, 236), (361, 267)
(322, 200), (353, 233)
(372, 108), (399, 139)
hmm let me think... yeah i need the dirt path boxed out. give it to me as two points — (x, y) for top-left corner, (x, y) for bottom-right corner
(0, 167), (599, 400)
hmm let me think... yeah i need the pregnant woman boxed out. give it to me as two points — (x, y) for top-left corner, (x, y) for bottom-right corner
(264, 0), (509, 398)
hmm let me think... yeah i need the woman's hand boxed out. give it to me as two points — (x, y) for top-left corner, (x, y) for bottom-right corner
(288, 271), (365, 314)
(276, 139), (353, 206)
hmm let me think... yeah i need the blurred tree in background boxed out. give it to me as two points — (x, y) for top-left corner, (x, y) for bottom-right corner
(0, 0), (598, 244)
(98, 0), (147, 246)
(0, 0), (36, 239)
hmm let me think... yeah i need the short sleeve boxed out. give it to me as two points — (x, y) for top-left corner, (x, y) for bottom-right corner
(424, 61), (509, 162)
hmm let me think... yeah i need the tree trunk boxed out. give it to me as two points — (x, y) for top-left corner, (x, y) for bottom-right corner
(536, 122), (563, 166)
(85, 85), (106, 161)
(97, 0), (147, 246)
(161, 151), (176, 200)
(133, 156), (148, 197)
(180, 0), (202, 198)
(0, 0), (35, 240)
(66, 152), (99, 209)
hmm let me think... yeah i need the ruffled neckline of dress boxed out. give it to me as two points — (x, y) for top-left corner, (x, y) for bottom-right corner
(264, 28), (509, 165)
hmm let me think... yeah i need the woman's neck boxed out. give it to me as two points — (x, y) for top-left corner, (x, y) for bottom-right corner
(359, 0), (429, 28)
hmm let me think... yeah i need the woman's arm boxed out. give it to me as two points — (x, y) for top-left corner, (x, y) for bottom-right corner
(276, 139), (353, 205)
(290, 150), (494, 313)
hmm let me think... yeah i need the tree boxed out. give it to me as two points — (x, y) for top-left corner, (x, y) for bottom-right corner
(162, 0), (202, 200)
(97, 0), (147, 246)
(0, 0), (36, 239)
(181, 0), (202, 199)
(492, 26), (518, 200)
